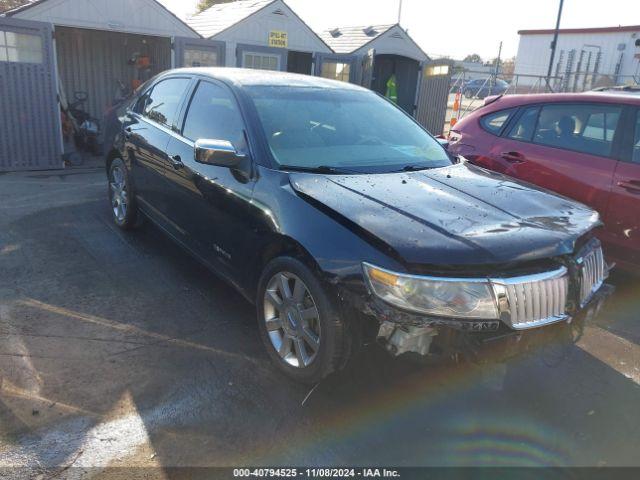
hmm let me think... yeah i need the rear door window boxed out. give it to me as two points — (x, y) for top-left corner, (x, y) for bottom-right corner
(506, 106), (540, 141)
(533, 103), (622, 157)
(142, 77), (191, 129)
(480, 108), (515, 135)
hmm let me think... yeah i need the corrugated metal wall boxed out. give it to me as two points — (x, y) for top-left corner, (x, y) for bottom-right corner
(55, 27), (172, 120)
(415, 63), (453, 136)
(0, 17), (62, 171)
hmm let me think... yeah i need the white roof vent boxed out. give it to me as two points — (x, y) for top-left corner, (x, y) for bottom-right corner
(363, 26), (378, 36)
(271, 8), (286, 15)
(390, 32), (403, 39)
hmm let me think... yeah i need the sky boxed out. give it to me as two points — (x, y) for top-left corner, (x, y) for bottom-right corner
(159, 0), (640, 61)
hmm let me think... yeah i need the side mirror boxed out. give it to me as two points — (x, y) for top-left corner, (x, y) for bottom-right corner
(195, 139), (245, 168)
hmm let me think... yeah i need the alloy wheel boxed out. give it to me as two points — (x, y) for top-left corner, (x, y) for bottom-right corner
(263, 272), (321, 368)
(110, 165), (128, 222)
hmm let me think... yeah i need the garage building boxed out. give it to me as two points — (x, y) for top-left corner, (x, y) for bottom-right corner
(1, 0), (453, 172)
(1, 0), (202, 171)
(186, 0), (332, 75)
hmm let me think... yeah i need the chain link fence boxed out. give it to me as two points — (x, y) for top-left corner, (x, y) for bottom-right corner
(444, 68), (639, 134)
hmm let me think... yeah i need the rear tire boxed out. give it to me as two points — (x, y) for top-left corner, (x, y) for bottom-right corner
(257, 257), (348, 384)
(108, 158), (140, 230)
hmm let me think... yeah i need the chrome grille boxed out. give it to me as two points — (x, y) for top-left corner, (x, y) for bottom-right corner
(579, 246), (605, 307)
(491, 267), (569, 330)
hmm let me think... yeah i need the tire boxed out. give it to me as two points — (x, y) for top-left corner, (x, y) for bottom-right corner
(257, 257), (348, 384)
(108, 158), (140, 230)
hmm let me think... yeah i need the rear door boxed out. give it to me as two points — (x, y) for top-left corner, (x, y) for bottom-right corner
(0, 17), (62, 171)
(486, 102), (621, 215)
(604, 106), (640, 267)
(126, 76), (192, 219)
(173, 37), (225, 68)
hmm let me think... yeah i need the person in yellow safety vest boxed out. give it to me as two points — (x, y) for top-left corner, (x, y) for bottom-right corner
(385, 74), (398, 104)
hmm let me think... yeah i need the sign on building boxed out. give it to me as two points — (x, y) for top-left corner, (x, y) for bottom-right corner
(268, 30), (288, 48)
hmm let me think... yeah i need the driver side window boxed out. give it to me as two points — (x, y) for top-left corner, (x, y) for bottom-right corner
(182, 80), (247, 152)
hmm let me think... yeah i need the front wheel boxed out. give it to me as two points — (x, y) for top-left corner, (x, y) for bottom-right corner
(257, 257), (349, 384)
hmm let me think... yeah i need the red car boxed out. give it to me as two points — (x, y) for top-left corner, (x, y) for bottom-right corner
(448, 92), (640, 272)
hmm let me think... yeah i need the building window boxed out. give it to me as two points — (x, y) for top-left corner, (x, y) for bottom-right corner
(425, 65), (449, 76)
(183, 49), (218, 68)
(321, 61), (351, 82)
(243, 52), (279, 71)
(0, 30), (43, 64)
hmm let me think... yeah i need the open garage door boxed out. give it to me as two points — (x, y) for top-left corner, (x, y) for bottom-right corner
(0, 17), (62, 171)
(173, 37), (225, 68)
(314, 53), (357, 83)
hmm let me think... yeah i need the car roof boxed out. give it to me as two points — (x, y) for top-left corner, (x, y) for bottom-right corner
(480, 91), (640, 110)
(163, 67), (366, 91)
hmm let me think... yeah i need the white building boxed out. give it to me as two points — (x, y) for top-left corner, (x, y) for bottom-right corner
(514, 25), (640, 91)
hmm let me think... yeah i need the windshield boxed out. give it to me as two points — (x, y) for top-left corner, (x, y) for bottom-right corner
(246, 86), (452, 173)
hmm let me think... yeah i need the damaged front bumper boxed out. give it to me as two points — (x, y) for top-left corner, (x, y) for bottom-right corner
(369, 282), (614, 361)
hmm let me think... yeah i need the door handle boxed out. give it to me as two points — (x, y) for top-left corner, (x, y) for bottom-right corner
(500, 151), (526, 163)
(617, 180), (640, 194)
(169, 154), (184, 170)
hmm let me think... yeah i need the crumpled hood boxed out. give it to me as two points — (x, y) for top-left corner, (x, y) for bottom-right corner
(289, 163), (601, 266)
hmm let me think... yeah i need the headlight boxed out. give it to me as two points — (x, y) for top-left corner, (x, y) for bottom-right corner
(363, 263), (499, 319)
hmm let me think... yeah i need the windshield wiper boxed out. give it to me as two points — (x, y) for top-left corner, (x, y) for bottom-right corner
(396, 164), (432, 172)
(278, 165), (361, 174)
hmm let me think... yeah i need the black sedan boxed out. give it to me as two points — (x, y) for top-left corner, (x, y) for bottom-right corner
(104, 68), (609, 383)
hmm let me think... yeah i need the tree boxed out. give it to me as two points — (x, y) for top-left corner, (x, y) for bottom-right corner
(500, 57), (516, 81)
(463, 53), (482, 63)
(0, 0), (30, 13)
(196, 0), (237, 13)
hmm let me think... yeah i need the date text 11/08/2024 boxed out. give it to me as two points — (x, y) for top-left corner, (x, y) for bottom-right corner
(233, 468), (401, 478)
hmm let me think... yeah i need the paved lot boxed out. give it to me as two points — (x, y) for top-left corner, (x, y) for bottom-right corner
(0, 167), (639, 476)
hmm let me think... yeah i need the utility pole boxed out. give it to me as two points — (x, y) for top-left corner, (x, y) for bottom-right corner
(397, 0), (403, 24)
(546, 0), (565, 91)
(494, 41), (503, 84)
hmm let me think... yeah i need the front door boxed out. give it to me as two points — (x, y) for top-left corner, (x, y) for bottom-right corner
(164, 79), (257, 278)
(0, 17), (62, 171)
(488, 102), (621, 216)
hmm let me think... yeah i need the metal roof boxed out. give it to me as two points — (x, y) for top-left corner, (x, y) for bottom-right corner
(518, 25), (640, 35)
(3, 0), (201, 38)
(187, 0), (276, 38)
(319, 24), (396, 54)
